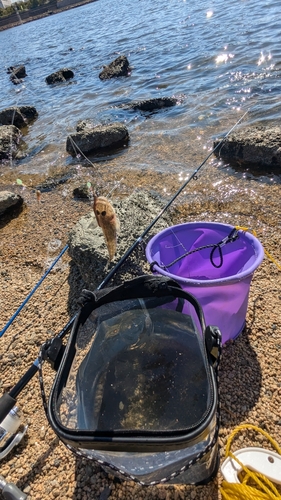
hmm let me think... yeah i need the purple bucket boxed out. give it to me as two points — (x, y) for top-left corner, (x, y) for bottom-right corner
(146, 222), (264, 344)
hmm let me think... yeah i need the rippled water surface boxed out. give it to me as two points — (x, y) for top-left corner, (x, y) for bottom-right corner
(1, 0), (281, 178)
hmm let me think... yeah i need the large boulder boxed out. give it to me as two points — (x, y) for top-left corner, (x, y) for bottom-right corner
(0, 106), (38, 128)
(45, 68), (74, 84)
(214, 126), (281, 170)
(68, 190), (172, 289)
(0, 125), (22, 160)
(66, 122), (129, 157)
(99, 55), (131, 80)
(0, 191), (23, 215)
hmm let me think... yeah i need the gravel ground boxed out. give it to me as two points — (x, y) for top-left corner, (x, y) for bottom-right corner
(0, 161), (280, 499)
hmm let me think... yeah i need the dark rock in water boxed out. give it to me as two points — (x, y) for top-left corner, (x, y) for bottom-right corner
(0, 108), (25, 128)
(214, 126), (281, 171)
(0, 191), (23, 215)
(66, 122), (129, 157)
(18, 106), (38, 123)
(0, 125), (22, 161)
(68, 190), (172, 289)
(0, 106), (38, 128)
(7, 65), (26, 76)
(125, 97), (177, 112)
(45, 68), (74, 84)
(99, 55), (131, 80)
(8, 65), (27, 84)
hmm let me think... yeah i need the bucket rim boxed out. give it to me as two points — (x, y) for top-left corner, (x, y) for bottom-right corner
(146, 221), (264, 285)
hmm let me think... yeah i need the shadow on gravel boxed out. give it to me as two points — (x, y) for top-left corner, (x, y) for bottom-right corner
(0, 201), (24, 228)
(219, 326), (262, 427)
(72, 459), (122, 500)
(6, 437), (59, 498)
(72, 456), (220, 499)
(215, 157), (281, 185)
(66, 260), (87, 318)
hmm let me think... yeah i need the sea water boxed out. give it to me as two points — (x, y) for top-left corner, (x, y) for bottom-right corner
(0, 0), (281, 178)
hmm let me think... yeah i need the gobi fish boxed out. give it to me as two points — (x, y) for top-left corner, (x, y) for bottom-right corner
(93, 195), (120, 261)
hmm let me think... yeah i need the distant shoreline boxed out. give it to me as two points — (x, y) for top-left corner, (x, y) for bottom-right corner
(0, 0), (96, 32)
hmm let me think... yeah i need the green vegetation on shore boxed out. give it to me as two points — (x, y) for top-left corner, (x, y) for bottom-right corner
(0, 0), (52, 17)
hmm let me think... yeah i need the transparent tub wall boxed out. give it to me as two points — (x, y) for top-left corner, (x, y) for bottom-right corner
(56, 297), (219, 486)
(58, 298), (205, 431)
(78, 415), (218, 485)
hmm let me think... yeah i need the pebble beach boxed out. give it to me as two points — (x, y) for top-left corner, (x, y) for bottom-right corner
(0, 160), (280, 499)
(1, 0), (281, 494)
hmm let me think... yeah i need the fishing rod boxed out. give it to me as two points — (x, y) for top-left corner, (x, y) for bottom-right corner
(0, 85), (249, 338)
(0, 176), (124, 339)
(1, 105), (248, 340)
(0, 107), (250, 424)
(0, 245), (69, 338)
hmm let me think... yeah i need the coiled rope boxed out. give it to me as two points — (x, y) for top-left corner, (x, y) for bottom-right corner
(220, 424), (281, 500)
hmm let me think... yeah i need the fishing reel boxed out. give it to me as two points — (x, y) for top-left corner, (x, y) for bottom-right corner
(0, 405), (28, 500)
(0, 476), (27, 500)
(0, 405), (28, 462)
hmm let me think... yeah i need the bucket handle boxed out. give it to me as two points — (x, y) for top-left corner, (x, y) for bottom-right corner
(150, 227), (239, 271)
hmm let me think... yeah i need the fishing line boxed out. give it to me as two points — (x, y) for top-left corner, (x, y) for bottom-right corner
(0, 106), (252, 416)
(4, 93), (252, 324)
(1, 106), (250, 340)
(68, 135), (97, 168)
(0, 244), (68, 338)
(99, 107), (250, 279)
(0, 179), (123, 338)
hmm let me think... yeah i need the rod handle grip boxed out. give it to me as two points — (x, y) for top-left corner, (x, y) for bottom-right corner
(0, 393), (17, 424)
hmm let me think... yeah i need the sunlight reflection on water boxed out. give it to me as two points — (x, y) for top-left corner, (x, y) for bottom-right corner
(0, 0), (280, 183)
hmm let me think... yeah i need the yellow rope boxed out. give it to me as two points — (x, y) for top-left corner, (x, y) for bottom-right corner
(219, 229), (280, 498)
(235, 226), (281, 271)
(263, 250), (281, 271)
(220, 424), (281, 500)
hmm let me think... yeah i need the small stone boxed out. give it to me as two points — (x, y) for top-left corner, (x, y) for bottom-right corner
(45, 68), (74, 84)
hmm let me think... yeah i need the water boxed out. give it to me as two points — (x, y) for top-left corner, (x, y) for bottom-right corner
(0, 0), (281, 178)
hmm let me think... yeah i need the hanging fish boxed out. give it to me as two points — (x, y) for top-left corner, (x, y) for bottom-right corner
(93, 195), (120, 261)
